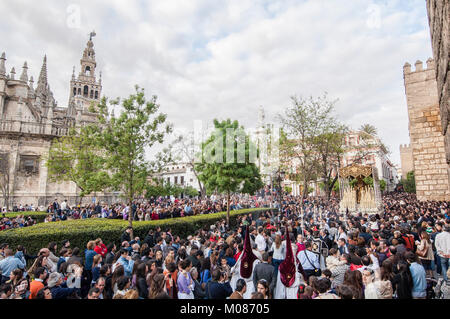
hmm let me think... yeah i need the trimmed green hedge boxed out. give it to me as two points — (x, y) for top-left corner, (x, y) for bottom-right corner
(3, 212), (49, 223)
(0, 208), (275, 256)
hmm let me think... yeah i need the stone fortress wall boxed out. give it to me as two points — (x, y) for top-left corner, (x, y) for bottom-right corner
(403, 59), (450, 201)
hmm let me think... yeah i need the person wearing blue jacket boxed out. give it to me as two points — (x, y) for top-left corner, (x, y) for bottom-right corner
(117, 248), (135, 277)
(84, 241), (98, 270)
(0, 249), (25, 284)
(405, 251), (427, 299)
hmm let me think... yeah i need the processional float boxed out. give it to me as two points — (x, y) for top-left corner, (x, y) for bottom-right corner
(338, 164), (382, 216)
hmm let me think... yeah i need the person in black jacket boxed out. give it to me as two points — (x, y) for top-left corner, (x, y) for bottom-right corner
(205, 269), (232, 299)
(120, 227), (132, 243)
(135, 263), (148, 299)
(143, 230), (155, 248)
(392, 261), (413, 299)
(105, 243), (116, 265)
(48, 270), (82, 299)
(190, 267), (206, 299)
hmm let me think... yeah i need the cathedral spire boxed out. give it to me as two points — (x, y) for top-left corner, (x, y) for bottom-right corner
(20, 61), (28, 82)
(36, 55), (48, 93)
(10, 67), (16, 80)
(28, 76), (35, 95)
(0, 52), (6, 77)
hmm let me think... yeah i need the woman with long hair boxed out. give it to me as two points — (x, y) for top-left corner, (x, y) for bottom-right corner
(47, 242), (59, 264)
(392, 261), (413, 299)
(210, 251), (219, 272)
(28, 254), (52, 275)
(6, 269), (27, 296)
(163, 255), (175, 271)
(148, 273), (169, 299)
(130, 260), (143, 288)
(373, 261), (394, 299)
(135, 263), (149, 299)
(416, 231), (434, 278)
(342, 270), (364, 299)
(270, 234), (285, 278)
(111, 265), (125, 295)
(256, 279), (271, 299)
(199, 257), (211, 289)
(177, 259), (194, 299)
(155, 250), (163, 268)
(91, 254), (102, 286)
(163, 262), (178, 299)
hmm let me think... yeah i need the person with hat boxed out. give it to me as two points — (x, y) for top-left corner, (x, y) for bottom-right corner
(274, 227), (306, 299)
(229, 226), (261, 299)
(48, 266), (82, 299)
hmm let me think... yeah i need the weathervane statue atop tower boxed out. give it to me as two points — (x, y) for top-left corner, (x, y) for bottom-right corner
(89, 30), (96, 41)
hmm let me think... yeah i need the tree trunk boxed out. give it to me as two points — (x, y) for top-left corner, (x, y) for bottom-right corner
(302, 177), (309, 200)
(128, 196), (134, 239)
(326, 175), (338, 200)
(226, 191), (230, 227)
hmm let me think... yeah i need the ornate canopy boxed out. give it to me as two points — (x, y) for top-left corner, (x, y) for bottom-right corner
(338, 164), (373, 179)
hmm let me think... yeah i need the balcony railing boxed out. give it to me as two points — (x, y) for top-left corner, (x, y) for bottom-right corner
(0, 120), (68, 137)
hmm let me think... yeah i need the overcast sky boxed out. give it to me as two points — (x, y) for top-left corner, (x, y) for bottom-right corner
(0, 0), (433, 166)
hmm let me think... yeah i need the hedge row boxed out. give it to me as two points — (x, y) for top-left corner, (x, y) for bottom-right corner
(0, 208), (276, 256)
(3, 212), (49, 223)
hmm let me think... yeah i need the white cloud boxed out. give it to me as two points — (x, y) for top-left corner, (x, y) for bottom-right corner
(0, 0), (434, 166)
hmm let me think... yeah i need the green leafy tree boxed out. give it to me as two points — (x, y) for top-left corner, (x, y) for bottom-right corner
(402, 171), (416, 193)
(196, 119), (264, 226)
(183, 185), (200, 197)
(46, 125), (110, 205)
(379, 180), (387, 192)
(278, 93), (340, 199)
(95, 86), (172, 230)
(284, 186), (292, 194)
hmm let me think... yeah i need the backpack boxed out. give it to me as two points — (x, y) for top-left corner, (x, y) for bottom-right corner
(402, 234), (415, 251)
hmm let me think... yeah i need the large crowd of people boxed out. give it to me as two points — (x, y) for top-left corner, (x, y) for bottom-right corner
(0, 191), (449, 300)
(0, 194), (273, 231)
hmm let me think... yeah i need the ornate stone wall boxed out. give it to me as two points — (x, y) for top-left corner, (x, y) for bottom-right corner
(403, 59), (450, 201)
(426, 0), (450, 188)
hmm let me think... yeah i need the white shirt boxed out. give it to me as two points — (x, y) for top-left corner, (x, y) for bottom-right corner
(61, 201), (67, 210)
(270, 242), (286, 260)
(255, 234), (266, 252)
(435, 231), (450, 257)
(338, 232), (347, 242)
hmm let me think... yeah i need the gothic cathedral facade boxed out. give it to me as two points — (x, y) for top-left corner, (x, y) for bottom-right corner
(0, 36), (117, 209)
